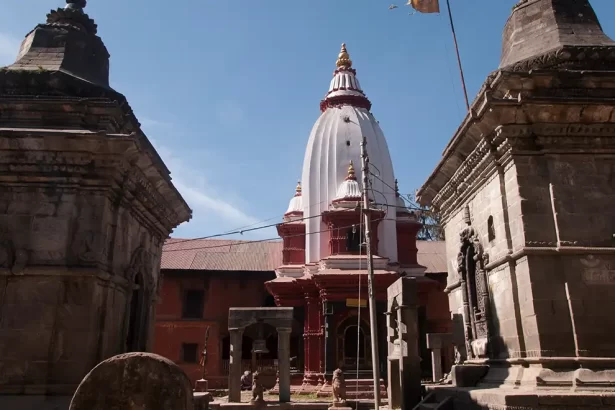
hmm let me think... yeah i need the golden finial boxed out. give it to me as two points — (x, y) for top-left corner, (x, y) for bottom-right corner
(336, 43), (353, 68)
(346, 160), (357, 181)
(295, 181), (302, 196)
(395, 179), (400, 197)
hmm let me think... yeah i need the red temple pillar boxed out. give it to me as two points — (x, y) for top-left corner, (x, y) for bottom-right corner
(298, 277), (322, 388)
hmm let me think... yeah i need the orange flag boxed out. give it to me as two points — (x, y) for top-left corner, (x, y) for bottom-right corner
(408, 0), (440, 13)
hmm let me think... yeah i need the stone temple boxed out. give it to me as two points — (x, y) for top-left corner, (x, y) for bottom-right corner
(0, 0), (191, 402)
(417, 0), (615, 408)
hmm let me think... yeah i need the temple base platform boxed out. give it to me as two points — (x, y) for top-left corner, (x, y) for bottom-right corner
(421, 364), (615, 410)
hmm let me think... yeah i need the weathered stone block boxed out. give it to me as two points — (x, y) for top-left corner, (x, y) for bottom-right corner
(69, 352), (194, 410)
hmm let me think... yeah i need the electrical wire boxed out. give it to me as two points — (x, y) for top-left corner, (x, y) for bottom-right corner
(355, 201), (363, 391)
(163, 217), (397, 252)
(164, 212), (325, 246)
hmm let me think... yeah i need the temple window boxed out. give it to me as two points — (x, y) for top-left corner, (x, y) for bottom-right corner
(487, 216), (495, 242)
(182, 289), (205, 319)
(181, 343), (198, 363)
(346, 227), (362, 252)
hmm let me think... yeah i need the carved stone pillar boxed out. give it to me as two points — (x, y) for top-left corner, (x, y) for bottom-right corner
(228, 328), (244, 403)
(277, 327), (292, 403)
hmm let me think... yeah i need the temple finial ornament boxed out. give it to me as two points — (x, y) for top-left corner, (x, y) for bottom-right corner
(65, 0), (86, 10)
(295, 181), (302, 196)
(336, 43), (353, 68)
(346, 160), (357, 181)
(394, 179), (400, 197)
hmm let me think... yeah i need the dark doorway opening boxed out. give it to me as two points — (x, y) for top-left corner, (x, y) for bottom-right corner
(126, 273), (145, 352)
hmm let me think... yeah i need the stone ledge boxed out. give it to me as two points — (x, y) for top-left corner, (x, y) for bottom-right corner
(425, 385), (615, 410)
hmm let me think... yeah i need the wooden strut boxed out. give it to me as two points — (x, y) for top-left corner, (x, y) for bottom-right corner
(360, 136), (381, 409)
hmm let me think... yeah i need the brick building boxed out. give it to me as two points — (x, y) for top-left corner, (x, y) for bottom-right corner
(154, 238), (449, 389)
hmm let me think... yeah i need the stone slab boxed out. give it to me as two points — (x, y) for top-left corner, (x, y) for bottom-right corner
(425, 385), (615, 410)
(451, 365), (489, 388)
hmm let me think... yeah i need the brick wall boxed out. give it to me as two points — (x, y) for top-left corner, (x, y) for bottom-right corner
(153, 270), (275, 388)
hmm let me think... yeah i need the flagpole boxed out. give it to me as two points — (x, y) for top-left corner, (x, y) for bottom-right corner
(445, 0), (470, 111)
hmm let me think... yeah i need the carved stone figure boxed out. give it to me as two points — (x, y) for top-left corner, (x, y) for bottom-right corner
(241, 370), (252, 391)
(332, 368), (347, 405)
(250, 371), (264, 404)
(0, 239), (28, 274)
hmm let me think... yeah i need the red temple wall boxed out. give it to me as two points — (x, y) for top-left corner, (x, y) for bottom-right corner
(153, 272), (274, 388)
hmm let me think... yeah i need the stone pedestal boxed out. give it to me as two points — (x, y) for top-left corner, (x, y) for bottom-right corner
(228, 329), (244, 403)
(426, 333), (453, 382)
(386, 277), (421, 410)
(194, 379), (208, 393)
(277, 328), (292, 403)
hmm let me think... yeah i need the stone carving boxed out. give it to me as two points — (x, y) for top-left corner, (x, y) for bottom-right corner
(507, 46), (615, 73)
(456, 206), (491, 359)
(580, 255), (615, 285)
(73, 230), (105, 263)
(250, 371), (264, 404)
(332, 368), (347, 405)
(126, 244), (153, 290)
(241, 371), (252, 391)
(0, 239), (28, 274)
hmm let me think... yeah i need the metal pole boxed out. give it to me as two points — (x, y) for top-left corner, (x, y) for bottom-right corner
(360, 136), (381, 409)
(446, 0), (470, 111)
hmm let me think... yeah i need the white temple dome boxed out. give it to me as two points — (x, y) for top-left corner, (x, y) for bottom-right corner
(333, 161), (362, 207)
(284, 182), (303, 221)
(302, 43), (398, 264)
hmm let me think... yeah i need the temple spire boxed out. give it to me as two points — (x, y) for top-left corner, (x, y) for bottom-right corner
(320, 43), (371, 112)
(394, 179), (400, 197)
(65, 0), (86, 10)
(346, 161), (357, 181)
(500, 0), (615, 71)
(336, 43), (353, 68)
(294, 181), (302, 197)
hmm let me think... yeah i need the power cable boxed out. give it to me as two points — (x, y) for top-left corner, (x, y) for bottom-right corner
(163, 217), (396, 253)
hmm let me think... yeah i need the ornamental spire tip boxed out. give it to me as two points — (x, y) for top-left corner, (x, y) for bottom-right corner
(295, 181), (302, 196)
(336, 43), (352, 68)
(346, 160), (357, 181)
(65, 0), (86, 10)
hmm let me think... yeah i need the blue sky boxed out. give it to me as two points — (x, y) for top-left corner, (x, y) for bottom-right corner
(1, 0), (614, 240)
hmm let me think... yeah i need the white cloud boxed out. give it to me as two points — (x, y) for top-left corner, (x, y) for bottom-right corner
(149, 136), (277, 239)
(0, 33), (19, 66)
(153, 142), (259, 226)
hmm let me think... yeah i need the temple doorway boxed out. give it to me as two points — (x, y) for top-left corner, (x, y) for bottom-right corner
(337, 316), (371, 372)
(126, 272), (146, 352)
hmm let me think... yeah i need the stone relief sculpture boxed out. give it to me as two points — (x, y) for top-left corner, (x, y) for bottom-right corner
(457, 205), (491, 359)
(332, 368), (347, 405)
(241, 370), (252, 391)
(250, 371), (264, 404)
(0, 239), (28, 274)
(127, 244), (153, 290)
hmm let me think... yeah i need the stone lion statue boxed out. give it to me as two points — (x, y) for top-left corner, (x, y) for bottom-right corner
(332, 368), (346, 405)
(250, 370), (264, 404)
